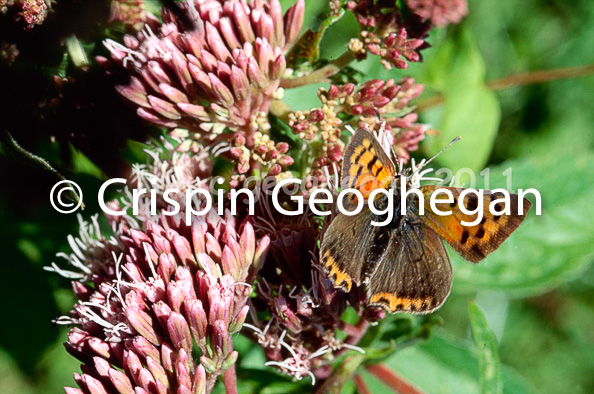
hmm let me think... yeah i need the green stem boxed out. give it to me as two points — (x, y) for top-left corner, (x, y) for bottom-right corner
(280, 51), (356, 89)
(314, 353), (367, 394)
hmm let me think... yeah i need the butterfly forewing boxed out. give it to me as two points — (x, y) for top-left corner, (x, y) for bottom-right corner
(342, 128), (395, 198)
(366, 223), (452, 314)
(420, 186), (532, 263)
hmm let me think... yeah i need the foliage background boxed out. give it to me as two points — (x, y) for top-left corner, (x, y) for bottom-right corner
(0, 0), (593, 392)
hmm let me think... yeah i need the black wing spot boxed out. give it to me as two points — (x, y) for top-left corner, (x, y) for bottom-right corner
(491, 192), (504, 201)
(493, 214), (502, 221)
(480, 217), (487, 225)
(353, 148), (366, 164)
(367, 156), (378, 172)
(460, 230), (470, 245)
(355, 165), (363, 179)
(465, 194), (479, 211)
(450, 197), (457, 208)
(476, 227), (485, 239)
(374, 165), (383, 177)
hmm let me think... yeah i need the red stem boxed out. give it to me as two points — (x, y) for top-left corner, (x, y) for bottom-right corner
(365, 363), (424, 394)
(353, 373), (372, 394)
(334, 318), (370, 358)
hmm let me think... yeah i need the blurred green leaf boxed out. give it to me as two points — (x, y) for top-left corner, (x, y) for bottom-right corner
(379, 332), (533, 394)
(469, 302), (502, 394)
(424, 25), (501, 175)
(452, 154), (594, 296)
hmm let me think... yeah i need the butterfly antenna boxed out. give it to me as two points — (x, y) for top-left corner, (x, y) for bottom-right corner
(421, 136), (462, 169)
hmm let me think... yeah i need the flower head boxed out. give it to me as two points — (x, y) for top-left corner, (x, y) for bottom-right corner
(346, 0), (430, 69)
(0, 0), (48, 30)
(110, 0), (147, 32)
(49, 189), (270, 393)
(288, 77), (428, 193)
(102, 0), (305, 177)
(406, 0), (468, 27)
(0, 42), (19, 66)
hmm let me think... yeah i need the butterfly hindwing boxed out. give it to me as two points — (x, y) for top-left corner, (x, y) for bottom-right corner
(342, 128), (395, 198)
(320, 209), (384, 291)
(366, 222), (452, 314)
(420, 186), (532, 263)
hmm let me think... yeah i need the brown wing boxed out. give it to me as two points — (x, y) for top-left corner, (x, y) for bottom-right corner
(367, 222), (452, 314)
(320, 209), (384, 292)
(420, 186), (532, 263)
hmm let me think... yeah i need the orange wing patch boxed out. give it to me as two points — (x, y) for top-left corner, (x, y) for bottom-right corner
(343, 129), (396, 198)
(322, 251), (353, 292)
(369, 293), (434, 313)
(420, 186), (532, 263)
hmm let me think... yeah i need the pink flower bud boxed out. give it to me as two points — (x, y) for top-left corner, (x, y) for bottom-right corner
(277, 155), (294, 167)
(276, 142), (289, 153)
(268, 164), (282, 176)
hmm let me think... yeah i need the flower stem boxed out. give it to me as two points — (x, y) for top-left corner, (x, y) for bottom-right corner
(353, 374), (372, 394)
(315, 316), (370, 392)
(314, 353), (367, 394)
(416, 63), (594, 111)
(486, 63), (594, 90)
(343, 318), (370, 347)
(365, 363), (424, 394)
(280, 51), (356, 89)
(223, 365), (238, 394)
(333, 317), (370, 358)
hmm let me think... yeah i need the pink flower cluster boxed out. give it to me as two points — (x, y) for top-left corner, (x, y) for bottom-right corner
(51, 202), (269, 392)
(102, 0), (304, 178)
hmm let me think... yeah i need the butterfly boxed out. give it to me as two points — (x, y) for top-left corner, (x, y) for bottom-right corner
(320, 128), (532, 314)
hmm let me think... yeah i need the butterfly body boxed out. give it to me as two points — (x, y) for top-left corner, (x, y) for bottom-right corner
(321, 128), (531, 314)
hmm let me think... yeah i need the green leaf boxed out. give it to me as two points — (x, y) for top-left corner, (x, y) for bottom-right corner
(423, 25), (501, 175)
(285, 1), (346, 68)
(377, 332), (534, 394)
(469, 302), (502, 394)
(358, 314), (442, 364)
(451, 154), (594, 296)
